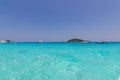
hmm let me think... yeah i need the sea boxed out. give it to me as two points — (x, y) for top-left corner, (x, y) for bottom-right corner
(0, 42), (120, 80)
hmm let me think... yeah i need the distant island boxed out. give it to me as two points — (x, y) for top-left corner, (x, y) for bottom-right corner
(67, 38), (90, 43)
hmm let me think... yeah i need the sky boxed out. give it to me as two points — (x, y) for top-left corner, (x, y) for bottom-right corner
(0, 0), (120, 42)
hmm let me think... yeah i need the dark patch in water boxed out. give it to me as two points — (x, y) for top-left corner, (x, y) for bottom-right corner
(18, 50), (27, 53)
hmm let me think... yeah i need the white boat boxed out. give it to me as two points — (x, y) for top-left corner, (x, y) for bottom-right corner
(37, 40), (43, 43)
(0, 40), (7, 43)
(0, 40), (13, 43)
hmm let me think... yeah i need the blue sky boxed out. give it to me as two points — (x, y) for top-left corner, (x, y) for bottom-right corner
(0, 0), (120, 42)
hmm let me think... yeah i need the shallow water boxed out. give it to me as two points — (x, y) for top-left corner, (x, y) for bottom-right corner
(0, 42), (120, 80)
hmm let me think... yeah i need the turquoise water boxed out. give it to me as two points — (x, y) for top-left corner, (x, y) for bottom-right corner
(0, 42), (120, 80)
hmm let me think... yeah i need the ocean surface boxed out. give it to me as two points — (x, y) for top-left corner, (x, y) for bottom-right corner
(0, 42), (120, 80)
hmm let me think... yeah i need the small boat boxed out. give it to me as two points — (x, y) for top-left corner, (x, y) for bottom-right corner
(0, 40), (13, 43)
(96, 40), (109, 44)
(37, 40), (43, 43)
(100, 40), (108, 44)
(0, 40), (7, 43)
